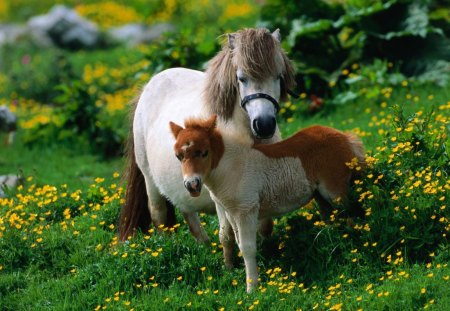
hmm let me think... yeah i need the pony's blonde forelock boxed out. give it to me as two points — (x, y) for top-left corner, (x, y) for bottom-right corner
(204, 28), (296, 121)
(233, 28), (281, 80)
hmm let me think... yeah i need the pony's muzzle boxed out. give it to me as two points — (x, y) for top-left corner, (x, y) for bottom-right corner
(252, 116), (276, 139)
(184, 177), (202, 197)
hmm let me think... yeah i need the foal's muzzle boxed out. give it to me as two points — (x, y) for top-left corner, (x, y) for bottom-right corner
(184, 177), (202, 197)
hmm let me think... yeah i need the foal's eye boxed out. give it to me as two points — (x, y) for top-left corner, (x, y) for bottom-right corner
(194, 150), (208, 158)
(276, 74), (282, 81)
(176, 153), (184, 161)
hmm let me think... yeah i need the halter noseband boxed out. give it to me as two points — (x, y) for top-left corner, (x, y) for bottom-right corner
(240, 93), (280, 114)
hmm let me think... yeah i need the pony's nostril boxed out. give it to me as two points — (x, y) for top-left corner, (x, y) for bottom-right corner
(253, 116), (276, 139)
(184, 180), (190, 190)
(190, 179), (198, 190)
(184, 178), (202, 194)
(252, 119), (260, 133)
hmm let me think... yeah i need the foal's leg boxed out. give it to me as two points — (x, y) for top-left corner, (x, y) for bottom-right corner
(181, 211), (210, 243)
(230, 208), (259, 293)
(316, 176), (350, 219)
(215, 203), (235, 269)
(314, 191), (333, 219)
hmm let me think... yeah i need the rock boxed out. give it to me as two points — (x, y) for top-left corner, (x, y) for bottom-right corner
(27, 5), (102, 49)
(0, 105), (17, 145)
(0, 105), (17, 132)
(0, 174), (23, 198)
(0, 24), (28, 46)
(107, 23), (175, 46)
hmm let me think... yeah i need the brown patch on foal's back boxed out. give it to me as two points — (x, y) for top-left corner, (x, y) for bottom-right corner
(254, 126), (364, 196)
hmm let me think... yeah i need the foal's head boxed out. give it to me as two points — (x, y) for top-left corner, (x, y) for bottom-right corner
(170, 115), (224, 197)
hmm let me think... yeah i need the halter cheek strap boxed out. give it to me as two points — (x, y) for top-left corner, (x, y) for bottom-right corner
(240, 93), (280, 114)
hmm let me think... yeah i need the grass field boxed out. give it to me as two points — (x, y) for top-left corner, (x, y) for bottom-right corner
(1, 80), (449, 310)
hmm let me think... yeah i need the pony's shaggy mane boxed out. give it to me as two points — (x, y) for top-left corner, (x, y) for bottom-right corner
(204, 28), (296, 121)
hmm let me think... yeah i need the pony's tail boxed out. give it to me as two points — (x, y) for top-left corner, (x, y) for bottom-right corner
(118, 95), (177, 241)
(118, 121), (151, 241)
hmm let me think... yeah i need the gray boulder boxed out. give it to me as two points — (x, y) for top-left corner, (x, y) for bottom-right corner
(0, 24), (27, 46)
(0, 105), (17, 145)
(0, 105), (17, 133)
(27, 5), (101, 49)
(0, 174), (23, 198)
(107, 23), (175, 46)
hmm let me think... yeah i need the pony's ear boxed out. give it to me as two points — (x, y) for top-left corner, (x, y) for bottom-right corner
(227, 33), (236, 49)
(272, 28), (281, 42)
(169, 121), (184, 139)
(205, 115), (218, 132)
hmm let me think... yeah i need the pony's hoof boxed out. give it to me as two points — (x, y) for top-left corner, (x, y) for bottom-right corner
(224, 261), (234, 270)
(196, 233), (210, 244)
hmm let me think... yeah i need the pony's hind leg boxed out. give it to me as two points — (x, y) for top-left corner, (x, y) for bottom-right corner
(314, 190), (334, 219)
(258, 218), (273, 238)
(141, 169), (175, 230)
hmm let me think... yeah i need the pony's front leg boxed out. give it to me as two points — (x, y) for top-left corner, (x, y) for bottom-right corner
(215, 203), (235, 269)
(182, 211), (210, 243)
(232, 208), (259, 293)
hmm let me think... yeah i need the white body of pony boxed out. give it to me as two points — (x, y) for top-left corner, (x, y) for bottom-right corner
(119, 28), (296, 241)
(170, 116), (365, 292)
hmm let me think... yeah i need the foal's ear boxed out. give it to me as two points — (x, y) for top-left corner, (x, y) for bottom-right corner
(169, 121), (184, 139)
(205, 115), (218, 132)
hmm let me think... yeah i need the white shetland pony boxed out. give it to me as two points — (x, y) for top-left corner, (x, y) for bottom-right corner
(118, 28), (296, 242)
(170, 115), (365, 292)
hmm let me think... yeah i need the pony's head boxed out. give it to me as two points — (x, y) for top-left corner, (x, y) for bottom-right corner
(170, 115), (224, 197)
(204, 28), (296, 139)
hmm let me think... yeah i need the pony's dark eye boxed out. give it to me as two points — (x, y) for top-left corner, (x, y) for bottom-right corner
(202, 150), (209, 158)
(238, 76), (247, 84)
(276, 74), (282, 80)
(176, 153), (184, 161)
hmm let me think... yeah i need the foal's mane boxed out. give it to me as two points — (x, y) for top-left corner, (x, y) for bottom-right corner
(204, 28), (296, 121)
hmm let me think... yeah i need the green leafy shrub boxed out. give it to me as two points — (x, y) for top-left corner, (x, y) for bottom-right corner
(1, 44), (78, 103)
(261, 0), (450, 96)
(351, 103), (449, 263)
(20, 79), (126, 158)
(145, 30), (219, 73)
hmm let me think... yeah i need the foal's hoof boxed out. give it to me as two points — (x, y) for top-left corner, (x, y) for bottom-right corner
(246, 284), (257, 293)
(224, 261), (234, 270)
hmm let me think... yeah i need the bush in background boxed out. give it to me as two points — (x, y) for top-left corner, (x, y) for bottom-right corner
(260, 0), (450, 97)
